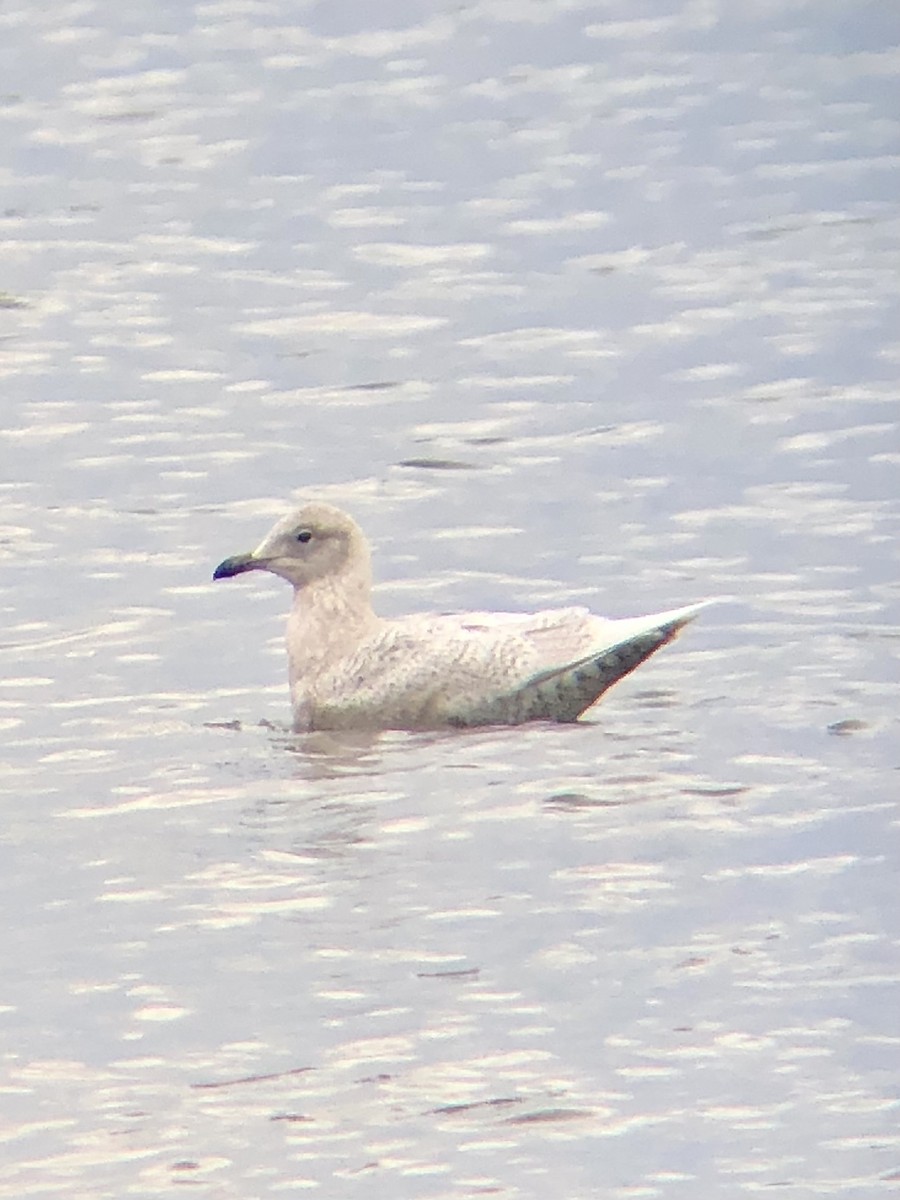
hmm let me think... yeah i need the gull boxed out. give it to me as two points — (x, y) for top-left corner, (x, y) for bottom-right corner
(213, 501), (716, 732)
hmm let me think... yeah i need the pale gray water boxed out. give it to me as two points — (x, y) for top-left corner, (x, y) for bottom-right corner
(1, 0), (899, 1196)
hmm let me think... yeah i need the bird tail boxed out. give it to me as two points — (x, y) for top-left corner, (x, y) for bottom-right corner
(449, 598), (723, 727)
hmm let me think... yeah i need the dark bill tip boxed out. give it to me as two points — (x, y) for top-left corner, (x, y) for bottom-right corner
(213, 553), (258, 580)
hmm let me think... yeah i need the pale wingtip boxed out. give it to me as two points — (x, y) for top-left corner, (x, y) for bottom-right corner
(682, 594), (735, 615)
(649, 595), (733, 629)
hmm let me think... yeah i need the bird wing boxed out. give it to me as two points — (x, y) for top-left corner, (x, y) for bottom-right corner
(308, 601), (714, 730)
(442, 600), (716, 727)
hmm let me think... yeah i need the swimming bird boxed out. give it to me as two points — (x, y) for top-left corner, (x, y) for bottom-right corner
(213, 501), (715, 732)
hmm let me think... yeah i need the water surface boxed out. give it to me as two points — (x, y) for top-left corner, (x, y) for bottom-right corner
(1, 0), (898, 1195)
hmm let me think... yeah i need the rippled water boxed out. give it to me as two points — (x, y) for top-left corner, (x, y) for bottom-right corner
(1, 1), (898, 1195)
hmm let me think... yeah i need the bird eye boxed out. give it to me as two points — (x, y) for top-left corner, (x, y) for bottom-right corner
(295, 529), (313, 544)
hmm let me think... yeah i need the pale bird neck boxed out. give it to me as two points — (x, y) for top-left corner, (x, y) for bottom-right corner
(286, 561), (380, 700)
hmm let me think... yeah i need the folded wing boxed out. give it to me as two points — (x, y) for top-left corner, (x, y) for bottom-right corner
(310, 600), (716, 730)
